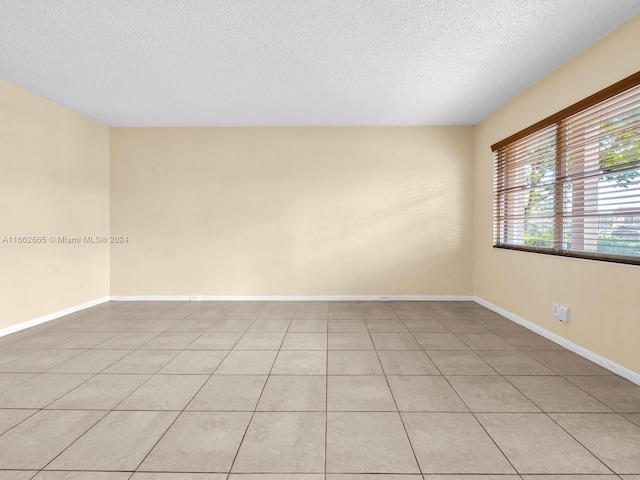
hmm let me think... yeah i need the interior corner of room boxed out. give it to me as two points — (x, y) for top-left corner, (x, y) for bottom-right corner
(1, 12), (639, 381)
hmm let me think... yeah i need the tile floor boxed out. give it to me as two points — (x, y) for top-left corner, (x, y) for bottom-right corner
(0, 300), (639, 479)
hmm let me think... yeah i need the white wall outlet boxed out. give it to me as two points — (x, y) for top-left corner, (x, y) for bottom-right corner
(553, 303), (570, 322)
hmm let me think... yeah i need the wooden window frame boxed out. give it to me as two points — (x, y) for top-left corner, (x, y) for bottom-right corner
(492, 71), (640, 267)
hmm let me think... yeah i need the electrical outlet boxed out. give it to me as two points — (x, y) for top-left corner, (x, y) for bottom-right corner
(189, 295), (198, 301)
(553, 303), (570, 322)
(558, 305), (570, 322)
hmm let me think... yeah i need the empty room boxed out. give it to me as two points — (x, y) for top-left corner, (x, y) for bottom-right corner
(1, 0), (640, 478)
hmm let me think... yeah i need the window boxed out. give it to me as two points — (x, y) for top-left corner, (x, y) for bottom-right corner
(493, 71), (640, 265)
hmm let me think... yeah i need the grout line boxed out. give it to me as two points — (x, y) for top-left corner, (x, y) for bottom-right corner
(399, 311), (521, 476)
(130, 304), (262, 473)
(364, 317), (422, 474)
(226, 306), (294, 474)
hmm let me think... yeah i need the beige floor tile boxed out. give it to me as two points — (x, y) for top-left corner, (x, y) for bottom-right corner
(0, 350), (31, 366)
(247, 319), (291, 332)
(438, 318), (488, 333)
(365, 320), (407, 332)
(328, 309), (364, 320)
(414, 333), (469, 350)
(159, 350), (227, 374)
(328, 320), (368, 332)
(499, 333), (564, 350)
(272, 351), (327, 375)
(427, 351), (497, 375)
(0, 373), (92, 408)
(33, 473), (132, 479)
(0, 409), (105, 469)
(184, 308), (227, 321)
(550, 413), (640, 474)
(288, 320), (328, 332)
(46, 411), (178, 471)
(564, 376), (640, 413)
(475, 318), (528, 334)
(215, 351), (277, 374)
(328, 375), (396, 411)
(292, 308), (329, 321)
(0, 471), (37, 480)
(328, 351), (383, 375)
(116, 374), (208, 410)
(103, 350), (178, 374)
(132, 474), (226, 480)
(207, 319), (254, 332)
(95, 332), (159, 349)
(257, 375), (326, 411)
(187, 375), (267, 411)
(521, 476), (616, 480)
(51, 332), (120, 349)
(507, 376), (612, 412)
(48, 349), (131, 373)
(48, 374), (149, 410)
(6, 332), (76, 349)
(387, 375), (467, 412)
(526, 350), (613, 375)
(139, 412), (252, 473)
(456, 333), (517, 351)
(258, 304), (298, 320)
(477, 413), (611, 474)
(327, 476), (422, 480)
(378, 351), (440, 375)
(477, 351), (555, 375)
(361, 309), (399, 321)
(0, 349), (83, 373)
(395, 309), (433, 320)
(230, 475), (323, 480)
(166, 319), (219, 332)
(402, 320), (449, 333)
(422, 476), (520, 480)
(402, 412), (514, 474)
(448, 375), (539, 412)
(0, 408), (37, 434)
(328, 333), (375, 350)
(0, 372), (35, 393)
(234, 332), (285, 350)
(371, 332), (421, 350)
(128, 319), (181, 332)
(233, 412), (325, 473)
(281, 332), (327, 350)
(326, 411), (419, 473)
(140, 332), (200, 349)
(626, 413), (640, 426)
(188, 332), (243, 350)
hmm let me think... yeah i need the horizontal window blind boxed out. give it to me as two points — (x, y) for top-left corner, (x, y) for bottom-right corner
(493, 72), (640, 265)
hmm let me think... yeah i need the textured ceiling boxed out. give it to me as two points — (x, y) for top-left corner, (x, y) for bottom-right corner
(1, 1), (639, 126)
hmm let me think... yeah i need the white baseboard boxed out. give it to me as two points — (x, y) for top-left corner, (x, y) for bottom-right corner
(473, 296), (640, 386)
(0, 296), (110, 338)
(110, 295), (474, 302)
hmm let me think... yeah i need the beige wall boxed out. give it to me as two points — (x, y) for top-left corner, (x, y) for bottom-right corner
(473, 14), (640, 372)
(0, 79), (110, 330)
(110, 127), (473, 296)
